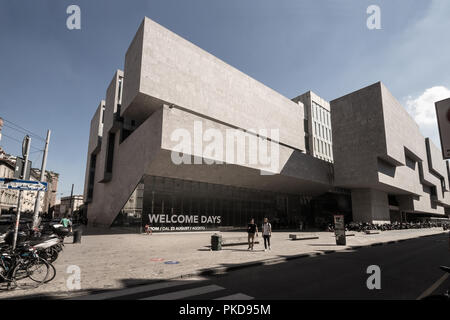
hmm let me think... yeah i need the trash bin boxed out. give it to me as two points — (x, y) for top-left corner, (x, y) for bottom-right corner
(211, 233), (222, 251)
(73, 228), (82, 244)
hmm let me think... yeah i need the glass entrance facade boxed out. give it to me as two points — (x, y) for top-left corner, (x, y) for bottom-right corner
(112, 175), (316, 232)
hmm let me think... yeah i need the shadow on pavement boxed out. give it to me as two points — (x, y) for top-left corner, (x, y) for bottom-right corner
(2, 233), (449, 300)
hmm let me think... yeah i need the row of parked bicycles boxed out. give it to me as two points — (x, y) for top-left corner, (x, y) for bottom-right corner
(327, 221), (450, 232)
(0, 223), (71, 290)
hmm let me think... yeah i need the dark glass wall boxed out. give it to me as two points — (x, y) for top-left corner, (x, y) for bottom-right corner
(138, 175), (313, 232)
(110, 175), (350, 232)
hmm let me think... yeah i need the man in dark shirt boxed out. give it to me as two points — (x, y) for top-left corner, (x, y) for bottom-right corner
(247, 218), (258, 250)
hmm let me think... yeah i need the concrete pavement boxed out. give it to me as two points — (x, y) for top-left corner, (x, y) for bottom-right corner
(65, 233), (450, 300)
(0, 228), (448, 299)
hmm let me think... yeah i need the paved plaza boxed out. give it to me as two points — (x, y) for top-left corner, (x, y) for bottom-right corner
(0, 228), (448, 299)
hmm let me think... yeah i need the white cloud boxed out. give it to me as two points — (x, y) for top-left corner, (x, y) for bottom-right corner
(405, 86), (450, 147)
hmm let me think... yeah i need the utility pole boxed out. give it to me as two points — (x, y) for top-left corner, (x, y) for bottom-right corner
(12, 135), (31, 250)
(68, 183), (74, 217)
(32, 130), (51, 229)
(0, 117), (3, 142)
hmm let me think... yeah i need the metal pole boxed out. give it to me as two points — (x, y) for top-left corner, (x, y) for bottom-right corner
(68, 183), (74, 217)
(12, 135), (31, 250)
(32, 130), (51, 229)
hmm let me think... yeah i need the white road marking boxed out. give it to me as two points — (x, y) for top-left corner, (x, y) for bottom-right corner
(416, 273), (449, 300)
(215, 293), (254, 300)
(70, 277), (205, 300)
(140, 284), (224, 300)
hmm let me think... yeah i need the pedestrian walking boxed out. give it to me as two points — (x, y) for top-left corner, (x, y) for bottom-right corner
(60, 215), (73, 233)
(262, 217), (272, 251)
(247, 218), (258, 250)
(144, 224), (152, 235)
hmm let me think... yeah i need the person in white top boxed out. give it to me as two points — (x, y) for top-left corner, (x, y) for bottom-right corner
(262, 217), (272, 251)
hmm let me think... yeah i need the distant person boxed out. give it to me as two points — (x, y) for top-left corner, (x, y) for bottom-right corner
(262, 217), (272, 251)
(60, 216), (73, 232)
(247, 218), (258, 250)
(144, 224), (152, 235)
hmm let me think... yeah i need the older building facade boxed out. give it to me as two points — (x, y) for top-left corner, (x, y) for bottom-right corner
(0, 150), (59, 215)
(84, 17), (449, 230)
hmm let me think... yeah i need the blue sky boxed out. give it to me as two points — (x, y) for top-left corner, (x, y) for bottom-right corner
(0, 0), (449, 197)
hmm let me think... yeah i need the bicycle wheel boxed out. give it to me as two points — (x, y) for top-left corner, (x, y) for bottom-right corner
(48, 247), (59, 263)
(27, 257), (50, 283)
(13, 258), (49, 288)
(44, 261), (56, 283)
(0, 265), (16, 290)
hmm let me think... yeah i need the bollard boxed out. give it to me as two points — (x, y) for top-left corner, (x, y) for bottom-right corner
(336, 233), (346, 246)
(73, 228), (82, 244)
(211, 233), (222, 251)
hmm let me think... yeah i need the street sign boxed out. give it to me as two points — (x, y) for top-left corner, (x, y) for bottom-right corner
(435, 98), (450, 159)
(0, 178), (48, 191)
(13, 157), (32, 180)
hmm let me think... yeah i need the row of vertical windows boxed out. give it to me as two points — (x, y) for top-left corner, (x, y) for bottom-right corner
(312, 101), (330, 127)
(313, 137), (332, 160)
(314, 122), (332, 142)
(311, 100), (332, 162)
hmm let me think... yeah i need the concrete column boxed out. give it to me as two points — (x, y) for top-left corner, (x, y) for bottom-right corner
(350, 189), (390, 223)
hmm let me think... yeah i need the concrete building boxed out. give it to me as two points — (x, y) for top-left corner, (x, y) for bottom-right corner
(293, 91), (333, 162)
(84, 17), (449, 230)
(331, 82), (450, 223)
(84, 17), (337, 230)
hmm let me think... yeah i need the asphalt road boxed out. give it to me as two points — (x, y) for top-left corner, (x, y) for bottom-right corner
(67, 232), (450, 300)
(200, 232), (450, 300)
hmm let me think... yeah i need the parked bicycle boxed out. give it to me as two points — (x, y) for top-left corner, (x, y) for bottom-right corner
(0, 222), (69, 290)
(326, 221), (447, 232)
(0, 245), (53, 290)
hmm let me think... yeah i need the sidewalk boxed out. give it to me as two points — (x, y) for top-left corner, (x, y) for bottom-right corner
(0, 227), (447, 299)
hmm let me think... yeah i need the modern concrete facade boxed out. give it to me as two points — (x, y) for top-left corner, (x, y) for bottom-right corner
(84, 17), (449, 229)
(331, 82), (450, 223)
(84, 17), (334, 229)
(293, 91), (333, 162)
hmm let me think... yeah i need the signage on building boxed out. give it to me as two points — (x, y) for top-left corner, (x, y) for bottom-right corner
(147, 214), (221, 232)
(435, 98), (450, 159)
(0, 178), (48, 191)
(334, 214), (346, 245)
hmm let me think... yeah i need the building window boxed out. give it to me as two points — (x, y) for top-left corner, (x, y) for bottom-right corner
(117, 76), (124, 104)
(87, 153), (97, 201)
(106, 132), (116, 174)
